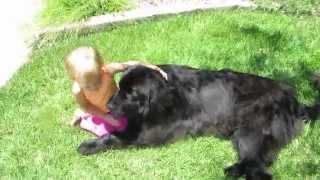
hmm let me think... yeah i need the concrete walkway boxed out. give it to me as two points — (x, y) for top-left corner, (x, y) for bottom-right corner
(0, 0), (42, 87)
(42, 0), (254, 35)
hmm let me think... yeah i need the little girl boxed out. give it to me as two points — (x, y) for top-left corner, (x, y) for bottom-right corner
(65, 46), (167, 137)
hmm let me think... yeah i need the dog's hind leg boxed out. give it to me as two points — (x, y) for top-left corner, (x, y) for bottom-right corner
(78, 135), (125, 155)
(225, 129), (273, 180)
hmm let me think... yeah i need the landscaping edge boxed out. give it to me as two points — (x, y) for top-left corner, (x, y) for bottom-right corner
(34, 0), (256, 43)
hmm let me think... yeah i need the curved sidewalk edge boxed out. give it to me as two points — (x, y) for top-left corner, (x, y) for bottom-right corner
(35, 0), (256, 42)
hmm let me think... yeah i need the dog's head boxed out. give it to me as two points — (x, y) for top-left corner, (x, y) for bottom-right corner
(108, 66), (173, 120)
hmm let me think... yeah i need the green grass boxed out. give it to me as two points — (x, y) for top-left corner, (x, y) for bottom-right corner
(2, 9), (320, 179)
(254, 0), (320, 16)
(41, 0), (129, 25)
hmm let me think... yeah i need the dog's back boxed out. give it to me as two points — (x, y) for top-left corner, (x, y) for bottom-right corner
(156, 65), (301, 137)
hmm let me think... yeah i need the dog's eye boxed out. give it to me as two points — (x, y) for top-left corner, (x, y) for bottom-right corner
(118, 91), (127, 99)
(131, 90), (137, 97)
(122, 86), (132, 94)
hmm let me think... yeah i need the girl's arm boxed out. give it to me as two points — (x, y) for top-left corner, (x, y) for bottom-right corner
(103, 61), (168, 80)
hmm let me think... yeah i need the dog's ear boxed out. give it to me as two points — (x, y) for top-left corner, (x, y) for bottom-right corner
(148, 84), (177, 115)
(139, 89), (151, 117)
(134, 75), (170, 119)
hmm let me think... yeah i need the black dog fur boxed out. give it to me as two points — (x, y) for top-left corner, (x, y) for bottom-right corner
(78, 65), (320, 180)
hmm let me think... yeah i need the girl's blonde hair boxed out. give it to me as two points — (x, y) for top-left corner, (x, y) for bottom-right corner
(64, 47), (103, 81)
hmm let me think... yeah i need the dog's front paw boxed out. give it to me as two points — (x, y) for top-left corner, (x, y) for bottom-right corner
(77, 138), (107, 155)
(246, 169), (272, 180)
(224, 163), (244, 177)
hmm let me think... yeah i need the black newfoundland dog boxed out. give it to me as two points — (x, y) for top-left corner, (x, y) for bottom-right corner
(78, 65), (320, 180)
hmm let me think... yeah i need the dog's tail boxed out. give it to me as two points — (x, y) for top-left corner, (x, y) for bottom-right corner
(301, 74), (320, 122)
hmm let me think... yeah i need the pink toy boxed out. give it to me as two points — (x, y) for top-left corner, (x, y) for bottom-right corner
(79, 113), (127, 137)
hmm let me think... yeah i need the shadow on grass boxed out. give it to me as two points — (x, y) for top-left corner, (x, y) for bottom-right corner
(240, 24), (286, 52)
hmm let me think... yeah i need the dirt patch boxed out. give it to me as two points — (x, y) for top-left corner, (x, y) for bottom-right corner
(134, 0), (253, 9)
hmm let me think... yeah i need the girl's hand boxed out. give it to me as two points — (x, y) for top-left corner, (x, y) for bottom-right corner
(125, 61), (168, 81)
(152, 66), (168, 81)
(104, 61), (168, 81)
(70, 108), (86, 126)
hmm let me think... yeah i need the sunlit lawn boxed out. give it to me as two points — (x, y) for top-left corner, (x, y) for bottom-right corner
(1, 9), (320, 179)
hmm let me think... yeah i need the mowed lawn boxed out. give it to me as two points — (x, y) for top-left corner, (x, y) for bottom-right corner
(1, 10), (320, 179)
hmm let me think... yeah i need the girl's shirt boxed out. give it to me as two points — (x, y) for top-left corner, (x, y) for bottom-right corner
(82, 72), (118, 113)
